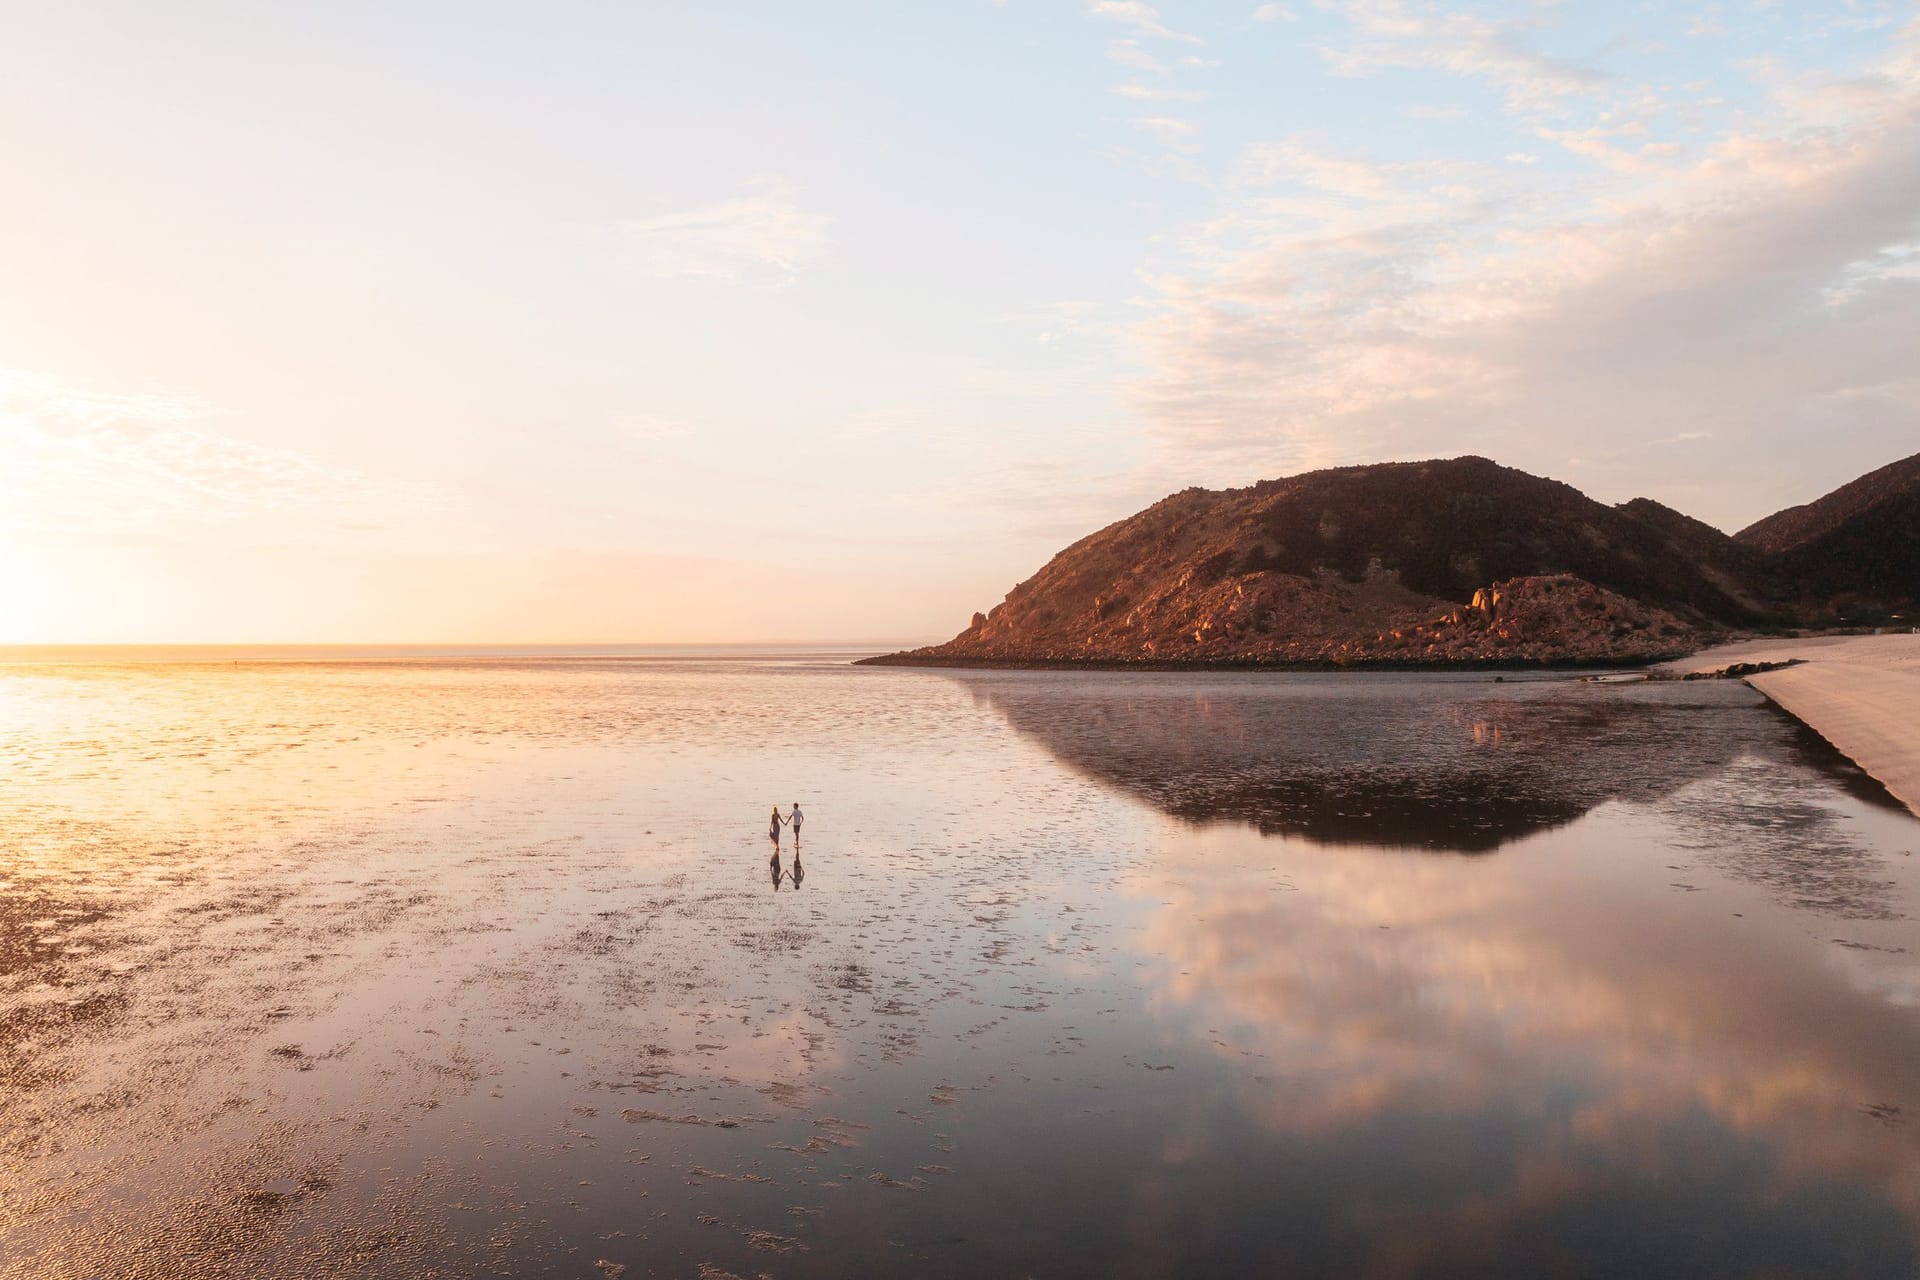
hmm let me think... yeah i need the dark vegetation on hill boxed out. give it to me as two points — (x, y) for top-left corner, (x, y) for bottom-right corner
(865, 452), (1920, 670)
(1224, 458), (1771, 624)
(1737, 451), (1920, 617)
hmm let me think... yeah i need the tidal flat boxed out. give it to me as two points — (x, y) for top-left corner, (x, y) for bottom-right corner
(1, 652), (1917, 1278)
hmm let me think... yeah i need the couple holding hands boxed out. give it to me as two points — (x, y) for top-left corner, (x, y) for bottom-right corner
(768, 802), (804, 847)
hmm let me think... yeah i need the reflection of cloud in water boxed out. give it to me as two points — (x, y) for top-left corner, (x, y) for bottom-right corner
(1131, 824), (1920, 1269)
(1655, 756), (1904, 920)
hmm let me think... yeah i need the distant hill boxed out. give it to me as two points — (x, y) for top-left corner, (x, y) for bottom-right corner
(1736, 452), (1920, 619)
(866, 452), (1911, 669)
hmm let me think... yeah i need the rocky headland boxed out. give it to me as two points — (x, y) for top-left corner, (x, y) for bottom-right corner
(865, 452), (1920, 669)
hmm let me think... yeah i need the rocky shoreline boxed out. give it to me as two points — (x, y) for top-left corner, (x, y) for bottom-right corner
(857, 644), (1833, 676)
(854, 649), (1698, 673)
(864, 574), (1717, 671)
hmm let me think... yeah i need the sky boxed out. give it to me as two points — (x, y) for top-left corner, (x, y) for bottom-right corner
(2, 0), (1918, 643)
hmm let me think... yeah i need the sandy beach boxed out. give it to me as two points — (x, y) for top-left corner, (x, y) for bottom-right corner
(1663, 633), (1920, 817)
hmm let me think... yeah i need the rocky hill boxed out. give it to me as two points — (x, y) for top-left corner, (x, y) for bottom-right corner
(1736, 451), (1920, 619)
(865, 452), (1910, 669)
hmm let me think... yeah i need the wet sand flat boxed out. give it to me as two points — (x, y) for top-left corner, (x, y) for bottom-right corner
(2, 653), (1918, 1278)
(1666, 634), (1920, 816)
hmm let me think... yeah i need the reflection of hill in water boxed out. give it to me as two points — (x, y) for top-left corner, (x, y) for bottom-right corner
(964, 673), (1898, 855)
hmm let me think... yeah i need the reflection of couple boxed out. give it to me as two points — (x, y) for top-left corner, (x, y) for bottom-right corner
(767, 802), (803, 847)
(769, 848), (804, 892)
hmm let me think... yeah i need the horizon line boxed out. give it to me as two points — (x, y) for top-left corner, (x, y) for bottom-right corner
(0, 639), (938, 649)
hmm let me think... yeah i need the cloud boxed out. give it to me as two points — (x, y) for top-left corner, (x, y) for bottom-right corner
(615, 182), (831, 282)
(1533, 118), (1681, 172)
(1088, 1), (1201, 44)
(1107, 37), (1164, 71)
(1235, 134), (1463, 198)
(0, 369), (450, 543)
(1112, 82), (1209, 101)
(1119, 20), (1920, 529)
(1252, 3), (1297, 20)
(1318, 0), (1609, 114)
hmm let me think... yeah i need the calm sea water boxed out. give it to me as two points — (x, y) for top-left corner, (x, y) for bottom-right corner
(1, 651), (1917, 1278)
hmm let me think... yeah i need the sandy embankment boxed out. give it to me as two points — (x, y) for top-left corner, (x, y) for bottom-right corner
(1660, 634), (1920, 817)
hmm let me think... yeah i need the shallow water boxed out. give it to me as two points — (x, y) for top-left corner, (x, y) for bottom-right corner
(1, 653), (1917, 1278)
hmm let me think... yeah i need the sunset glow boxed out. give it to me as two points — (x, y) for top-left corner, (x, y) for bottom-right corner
(6, 2), (1919, 641)
(7, 8), (1920, 1271)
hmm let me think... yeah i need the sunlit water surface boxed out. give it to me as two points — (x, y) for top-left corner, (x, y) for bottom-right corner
(1, 651), (1917, 1278)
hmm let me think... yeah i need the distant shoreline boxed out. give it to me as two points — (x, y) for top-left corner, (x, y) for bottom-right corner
(853, 650), (1689, 673)
(0, 643), (898, 667)
(857, 627), (1919, 674)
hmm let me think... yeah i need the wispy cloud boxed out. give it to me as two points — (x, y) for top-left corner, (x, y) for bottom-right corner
(1107, 37), (1164, 71)
(1088, 1), (1201, 44)
(0, 370), (450, 542)
(1319, 0), (1608, 114)
(1235, 134), (1465, 199)
(616, 182), (831, 282)
(1135, 115), (1203, 150)
(1113, 82), (1209, 101)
